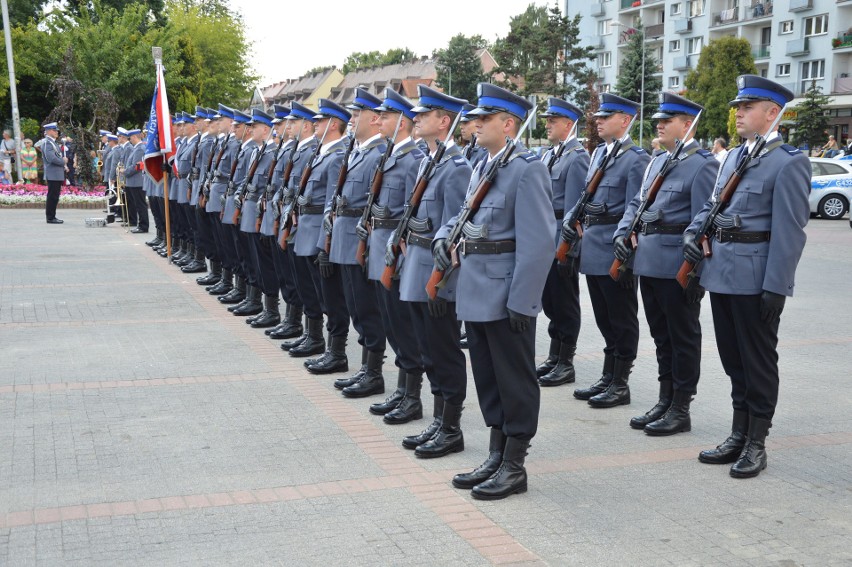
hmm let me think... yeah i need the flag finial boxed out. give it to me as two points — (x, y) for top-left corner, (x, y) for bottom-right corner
(152, 46), (163, 65)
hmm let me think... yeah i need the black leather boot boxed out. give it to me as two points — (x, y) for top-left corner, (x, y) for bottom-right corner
(645, 389), (692, 436)
(538, 341), (576, 387)
(182, 247), (207, 273)
(342, 350), (384, 398)
(630, 378), (673, 430)
(402, 396), (444, 450)
(146, 230), (163, 247)
(233, 286), (263, 316)
(415, 401), (463, 458)
(305, 335), (348, 374)
(207, 268), (232, 295)
(174, 241), (192, 265)
(574, 353), (615, 400)
(536, 338), (559, 377)
(730, 416), (771, 478)
(453, 428), (506, 489)
(197, 260), (221, 286)
(218, 275), (246, 304)
(588, 357), (632, 408)
(288, 317), (325, 358)
(227, 283), (254, 312)
(280, 314), (310, 351)
(471, 437), (528, 501)
(698, 410), (749, 465)
(250, 294), (281, 328)
(267, 304), (303, 338)
(384, 371), (423, 424)
(369, 368), (406, 416)
(335, 346), (367, 390)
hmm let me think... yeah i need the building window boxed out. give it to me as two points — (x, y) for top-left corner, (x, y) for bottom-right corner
(803, 15), (828, 37)
(598, 19), (612, 36)
(599, 84), (611, 93)
(670, 39), (681, 52)
(671, 3), (682, 16)
(669, 76), (681, 89)
(598, 52), (612, 68)
(777, 63), (791, 77)
(779, 20), (793, 35)
(688, 0), (705, 18)
(687, 37), (703, 55)
(802, 60), (825, 80)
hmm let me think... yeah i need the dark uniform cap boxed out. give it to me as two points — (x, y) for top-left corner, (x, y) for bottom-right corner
(652, 92), (704, 119)
(217, 104), (235, 120)
(374, 88), (416, 120)
(411, 85), (467, 115)
(182, 111), (196, 124)
(459, 103), (478, 123)
(195, 106), (208, 120)
(107, 134), (118, 141)
(99, 129), (111, 136)
(314, 99), (352, 123)
(249, 108), (273, 127)
(468, 83), (532, 120)
(116, 127), (129, 137)
(286, 102), (317, 123)
(272, 104), (290, 124)
(346, 87), (382, 111)
(173, 114), (184, 125)
(205, 108), (218, 120)
(233, 110), (251, 124)
(540, 97), (582, 121)
(729, 74), (794, 107)
(593, 93), (641, 117)
(127, 128), (142, 136)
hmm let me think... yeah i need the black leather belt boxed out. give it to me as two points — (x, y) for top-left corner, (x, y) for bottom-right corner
(407, 233), (433, 248)
(715, 229), (771, 243)
(641, 223), (688, 235)
(337, 207), (363, 217)
(554, 209), (564, 220)
(584, 214), (622, 227)
(299, 205), (324, 215)
(372, 218), (400, 229)
(461, 239), (516, 255)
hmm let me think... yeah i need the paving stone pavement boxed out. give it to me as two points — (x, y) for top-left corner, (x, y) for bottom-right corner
(1, 208), (850, 566)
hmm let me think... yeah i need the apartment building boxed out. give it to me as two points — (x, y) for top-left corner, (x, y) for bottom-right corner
(566, 0), (852, 143)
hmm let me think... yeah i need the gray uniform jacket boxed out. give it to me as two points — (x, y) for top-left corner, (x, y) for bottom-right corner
(281, 139), (320, 241)
(567, 140), (650, 275)
(192, 133), (214, 206)
(294, 138), (345, 257)
(686, 138), (810, 297)
(240, 142), (275, 233)
(544, 138), (589, 248)
(176, 135), (198, 204)
(258, 139), (294, 236)
(124, 142), (145, 188)
(466, 145), (488, 170)
(207, 135), (239, 214)
(40, 137), (65, 182)
(328, 136), (387, 265)
(366, 139), (424, 281)
(615, 141), (717, 278)
(435, 145), (554, 322)
(104, 145), (117, 185)
(222, 140), (257, 225)
(398, 143), (470, 303)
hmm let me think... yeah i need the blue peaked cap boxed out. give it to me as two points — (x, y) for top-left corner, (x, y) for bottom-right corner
(730, 74), (794, 107)
(652, 92), (703, 119)
(411, 85), (467, 115)
(594, 93), (640, 117)
(468, 83), (532, 120)
(374, 88), (416, 120)
(541, 97), (582, 121)
(315, 99), (352, 123)
(346, 87), (382, 111)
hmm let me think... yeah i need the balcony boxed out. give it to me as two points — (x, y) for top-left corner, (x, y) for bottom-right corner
(645, 23), (665, 38)
(673, 56), (690, 70)
(790, 0), (813, 11)
(752, 45), (771, 59)
(620, 0), (641, 9)
(712, 8), (740, 27)
(591, 2), (605, 17)
(786, 37), (810, 56)
(586, 36), (606, 50)
(832, 32), (852, 50)
(741, 2), (773, 22)
(674, 19), (692, 34)
(834, 76), (852, 94)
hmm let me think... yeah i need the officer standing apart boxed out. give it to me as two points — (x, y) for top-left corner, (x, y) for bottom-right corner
(437, 84), (553, 500)
(685, 75), (810, 478)
(613, 93), (717, 435)
(563, 94), (650, 408)
(40, 122), (66, 224)
(537, 98), (589, 388)
(124, 128), (150, 234)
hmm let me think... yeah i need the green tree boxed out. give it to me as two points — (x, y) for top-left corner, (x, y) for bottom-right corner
(1, 0), (50, 27)
(684, 36), (757, 140)
(614, 21), (662, 146)
(434, 34), (488, 102)
(584, 78), (603, 151)
(492, 3), (594, 99)
(341, 49), (418, 74)
(727, 107), (739, 146)
(65, 0), (167, 26)
(792, 80), (831, 154)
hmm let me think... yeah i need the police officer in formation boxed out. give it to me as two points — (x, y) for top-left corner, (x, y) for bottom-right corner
(39, 122), (66, 224)
(123, 128), (150, 234)
(117, 71), (807, 493)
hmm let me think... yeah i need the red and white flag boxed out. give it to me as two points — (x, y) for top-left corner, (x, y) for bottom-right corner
(143, 62), (176, 183)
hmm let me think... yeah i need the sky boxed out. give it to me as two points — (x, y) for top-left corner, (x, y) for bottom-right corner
(230, 0), (555, 87)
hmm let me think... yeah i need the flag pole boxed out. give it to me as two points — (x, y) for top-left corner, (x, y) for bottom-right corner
(152, 46), (172, 260)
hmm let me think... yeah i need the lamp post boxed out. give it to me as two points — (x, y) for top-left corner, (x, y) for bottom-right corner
(2, 0), (24, 182)
(612, 22), (646, 147)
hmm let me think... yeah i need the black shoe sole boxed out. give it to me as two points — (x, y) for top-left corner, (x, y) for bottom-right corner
(341, 386), (385, 399)
(538, 377), (576, 387)
(644, 424), (691, 437)
(415, 442), (464, 459)
(383, 411), (423, 425)
(471, 483), (527, 501)
(729, 462), (767, 478)
(305, 363), (349, 375)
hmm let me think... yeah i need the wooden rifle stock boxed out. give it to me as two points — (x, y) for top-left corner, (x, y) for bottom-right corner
(355, 163), (386, 267)
(232, 140), (268, 225)
(608, 170), (666, 280)
(325, 134), (357, 254)
(279, 139), (322, 250)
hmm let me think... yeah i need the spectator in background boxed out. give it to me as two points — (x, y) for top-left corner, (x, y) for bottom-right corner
(712, 137), (729, 163)
(90, 150), (100, 181)
(651, 138), (664, 156)
(0, 161), (12, 185)
(820, 135), (839, 158)
(20, 139), (38, 182)
(1, 130), (15, 177)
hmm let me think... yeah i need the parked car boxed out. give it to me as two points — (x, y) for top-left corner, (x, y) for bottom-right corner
(809, 158), (852, 220)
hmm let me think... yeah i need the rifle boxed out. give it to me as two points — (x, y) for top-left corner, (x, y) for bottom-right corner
(199, 132), (229, 208)
(323, 112), (362, 253)
(425, 107), (538, 300)
(555, 113), (638, 264)
(257, 132), (289, 232)
(232, 129), (274, 225)
(186, 132), (201, 202)
(278, 121), (330, 250)
(355, 112), (404, 267)
(676, 107), (785, 289)
(220, 127), (250, 221)
(463, 135), (477, 161)
(272, 128), (304, 234)
(546, 119), (579, 173)
(610, 110), (702, 281)
(380, 110), (463, 290)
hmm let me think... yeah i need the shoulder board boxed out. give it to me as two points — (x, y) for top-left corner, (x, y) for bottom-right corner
(696, 149), (713, 158)
(452, 157), (467, 167)
(630, 146), (645, 154)
(781, 144), (801, 154)
(596, 142), (606, 148)
(514, 149), (537, 163)
(573, 146), (587, 154)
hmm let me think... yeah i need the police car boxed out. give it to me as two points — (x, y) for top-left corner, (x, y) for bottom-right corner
(809, 158), (852, 220)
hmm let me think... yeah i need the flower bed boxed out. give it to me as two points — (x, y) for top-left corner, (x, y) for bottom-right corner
(0, 184), (108, 208)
